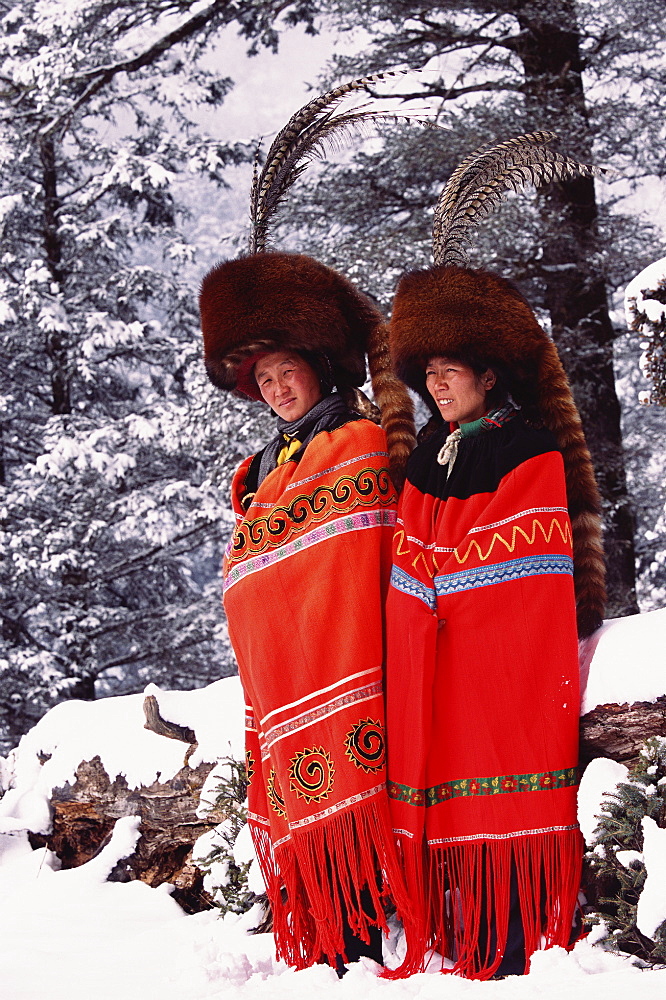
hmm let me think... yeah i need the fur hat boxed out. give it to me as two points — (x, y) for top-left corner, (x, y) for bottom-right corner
(200, 252), (379, 398)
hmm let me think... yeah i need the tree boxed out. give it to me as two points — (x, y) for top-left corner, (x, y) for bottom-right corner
(291, 0), (666, 616)
(0, 0), (316, 751)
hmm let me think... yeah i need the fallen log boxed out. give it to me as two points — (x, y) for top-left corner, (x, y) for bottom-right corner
(580, 695), (666, 769)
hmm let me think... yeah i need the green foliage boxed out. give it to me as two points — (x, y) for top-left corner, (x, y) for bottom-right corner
(585, 738), (666, 965)
(195, 757), (260, 917)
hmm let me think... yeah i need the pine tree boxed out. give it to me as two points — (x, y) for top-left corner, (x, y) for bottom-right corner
(193, 756), (262, 917)
(585, 738), (666, 964)
(0, 0), (314, 750)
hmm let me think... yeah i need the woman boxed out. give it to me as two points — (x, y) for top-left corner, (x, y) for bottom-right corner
(198, 79), (416, 972)
(200, 251), (415, 973)
(382, 135), (606, 981)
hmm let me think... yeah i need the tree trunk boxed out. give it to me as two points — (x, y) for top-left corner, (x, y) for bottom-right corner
(515, 0), (638, 617)
(40, 136), (71, 416)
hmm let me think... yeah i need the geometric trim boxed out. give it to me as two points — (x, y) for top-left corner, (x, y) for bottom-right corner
(434, 554), (573, 598)
(289, 783), (385, 831)
(388, 766), (579, 806)
(453, 516), (572, 565)
(390, 565), (436, 610)
(264, 681), (382, 750)
(427, 823), (580, 845)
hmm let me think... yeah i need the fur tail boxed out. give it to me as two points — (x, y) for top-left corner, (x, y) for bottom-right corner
(367, 322), (416, 492)
(538, 342), (606, 637)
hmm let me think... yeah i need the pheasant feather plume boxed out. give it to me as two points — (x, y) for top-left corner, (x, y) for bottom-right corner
(433, 131), (606, 266)
(249, 71), (406, 253)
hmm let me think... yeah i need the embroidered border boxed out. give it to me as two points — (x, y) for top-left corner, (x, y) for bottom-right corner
(427, 824), (580, 845)
(434, 554), (573, 597)
(228, 466), (395, 565)
(264, 682), (382, 749)
(289, 783), (385, 830)
(388, 767), (579, 806)
(453, 517), (572, 566)
(225, 508), (396, 593)
(390, 565), (437, 610)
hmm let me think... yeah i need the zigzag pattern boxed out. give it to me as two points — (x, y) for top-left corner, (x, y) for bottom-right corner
(453, 516), (573, 566)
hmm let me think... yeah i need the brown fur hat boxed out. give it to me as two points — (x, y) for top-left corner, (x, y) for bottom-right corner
(392, 266), (551, 413)
(200, 250), (416, 488)
(200, 252), (381, 398)
(390, 263), (606, 637)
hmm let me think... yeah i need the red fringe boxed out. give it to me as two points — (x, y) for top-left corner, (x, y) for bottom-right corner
(249, 797), (416, 970)
(383, 828), (583, 980)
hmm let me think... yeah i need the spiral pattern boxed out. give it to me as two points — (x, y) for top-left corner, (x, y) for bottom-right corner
(289, 746), (335, 803)
(267, 768), (287, 819)
(344, 719), (385, 773)
(229, 467), (395, 563)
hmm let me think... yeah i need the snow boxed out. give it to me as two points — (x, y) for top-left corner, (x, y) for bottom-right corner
(577, 757), (629, 846)
(579, 607), (666, 713)
(625, 257), (666, 328)
(1, 615), (666, 997)
(637, 816), (666, 940)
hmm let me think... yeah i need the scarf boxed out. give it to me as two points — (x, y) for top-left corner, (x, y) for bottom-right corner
(257, 392), (350, 486)
(436, 401), (518, 476)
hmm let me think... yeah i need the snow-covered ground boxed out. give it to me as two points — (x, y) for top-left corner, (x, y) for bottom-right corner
(1, 610), (665, 999)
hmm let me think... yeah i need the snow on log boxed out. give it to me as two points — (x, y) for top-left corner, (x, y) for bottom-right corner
(579, 608), (666, 767)
(0, 679), (244, 912)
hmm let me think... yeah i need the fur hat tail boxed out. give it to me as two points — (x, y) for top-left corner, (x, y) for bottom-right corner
(367, 322), (416, 491)
(537, 341), (606, 637)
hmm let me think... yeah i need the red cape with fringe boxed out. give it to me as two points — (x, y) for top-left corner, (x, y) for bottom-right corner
(224, 418), (411, 968)
(385, 416), (583, 979)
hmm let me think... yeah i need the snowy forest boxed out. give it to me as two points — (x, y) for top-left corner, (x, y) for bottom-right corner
(1, 2), (666, 997)
(2, 0), (665, 755)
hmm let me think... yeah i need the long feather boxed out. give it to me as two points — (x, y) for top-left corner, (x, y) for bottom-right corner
(249, 71), (409, 253)
(433, 132), (607, 266)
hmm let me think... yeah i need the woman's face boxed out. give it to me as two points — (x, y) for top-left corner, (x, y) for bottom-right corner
(255, 351), (323, 420)
(425, 356), (495, 425)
